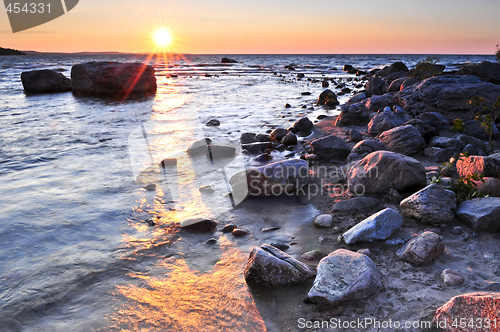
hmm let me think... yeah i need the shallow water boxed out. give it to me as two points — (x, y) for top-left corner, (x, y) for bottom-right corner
(0, 53), (496, 331)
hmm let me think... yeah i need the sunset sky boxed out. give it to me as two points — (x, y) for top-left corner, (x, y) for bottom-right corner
(1, 0), (499, 54)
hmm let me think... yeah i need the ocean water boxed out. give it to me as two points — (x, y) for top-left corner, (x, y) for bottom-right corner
(0, 53), (496, 331)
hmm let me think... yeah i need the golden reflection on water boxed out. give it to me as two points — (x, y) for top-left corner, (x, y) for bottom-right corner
(114, 238), (266, 332)
(114, 60), (265, 331)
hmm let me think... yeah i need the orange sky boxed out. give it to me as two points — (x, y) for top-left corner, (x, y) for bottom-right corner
(1, 0), (499, 54)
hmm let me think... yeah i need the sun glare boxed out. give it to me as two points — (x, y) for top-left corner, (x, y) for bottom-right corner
(153, 29), (173, 48)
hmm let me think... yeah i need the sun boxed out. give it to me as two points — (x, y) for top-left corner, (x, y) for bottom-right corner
(153, 29), (173, 48)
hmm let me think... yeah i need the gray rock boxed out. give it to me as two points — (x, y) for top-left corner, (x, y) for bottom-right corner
(221, 57), (237, 63)
(456, 156), (500, 178)
(445, 134), (487, 153)
(475, 177), (500, 197)
(317, 89), (339, 107)
(301, 250), (323, 261)
(292, 117), (314, 132)
(347, 129), (363, 142)
(331, 197), (381, 213)
(433, 292), (500, 332)
(270, 128), (289, 142)
(396, 75), (500, 121)
(307, 249), (383, 305)
(366, 77), (389, 95)
(71, 62), (156, 95)
(310, 135), (351, 161)
(396, 231), (444, 266)
(463, 120), (490, 141)
(314, 214), (333, 228)
(334, 112), (369, 126)
(462, 144), (486, 156)
(441, 269), (464, 286)
(347, 140), (388, 163)
(348, 151), (426, 194)
(424, 147), (442, 157)
(206, 119), (220, 127)
(429, 136), (453, 148)
(180, 218), (217, 233)
(379, 125), (426, 156)
(342, 208), (403, 244)
(240, 133), (259, 145)
(348, 92), (367, 103)
(281, 132), (298, 146)
(21, 69), (72, 93)
(400, 77), (420, 90)
(367, 113), (412, 135)
(405, 119), (440, 142)
(387, 77), (406, 92)
(417, 112), (449, 128)
(365, 94), (395, 112)
(244, 244), (316, 287)
(456, 197), (500, 232)
(456, 60), (500, 85)
(400, 184), (457, 225)
(430, 147), (461, 163)
(232, 228), (249, 237)
(229, 159), (309, 197)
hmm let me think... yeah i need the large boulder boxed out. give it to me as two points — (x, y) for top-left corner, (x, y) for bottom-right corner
(396, 231), (444, 266)
(71, 62), (157, 96)
(334, 112), (369, 126)
(307, 249), (382, 305)
(416, 112), (449, 128)
(405, 119), (440, 143)
(365, 77), (389, 95)
(292, 117), (314, 132)
(316, 89), (339, 107)
(244, 244), (316, 287)
(21, 69), (72, 93)
(348, 151), (426, 194)
(456, 61), (500, 85)
(367, 112), (412, 135)
(396, 75), (500, 121)
(456, 197), (500, 232)
(456, 156), (500, 178)
(347, 140), (388, 163)
(387, 77), (406, 92)
(378, 125), (426, 156)
(229, 159), (309, 197)
(400, 184), (457, 225)
(310, 135), (351, 161)
(342, 208), (403, 244)
(365, 94), (395, 112)
(433, 292), (500, 332)
(400, 77), (420, 90)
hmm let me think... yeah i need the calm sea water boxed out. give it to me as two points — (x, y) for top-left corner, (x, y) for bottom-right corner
(0, 53), (496, 331)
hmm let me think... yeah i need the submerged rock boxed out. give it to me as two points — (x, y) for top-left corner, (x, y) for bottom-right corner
(310, 135), (351, 161)
(456, 197), (500, 232)
(396, 231), (444, 266)
(180, 218), (217, 233)
(400, 184), (457, 225)
(348, 151), (426, 194)
(71, 62), (157, 96)
(244, 244), (316, 287)
(342, 208), (402, 244)
(307, 249), (382, 305)
(21, 69), (72, 93)
(433, 292), (500, 332)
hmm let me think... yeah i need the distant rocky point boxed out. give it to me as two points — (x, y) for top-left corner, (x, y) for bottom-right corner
(0, 47), (26, 56)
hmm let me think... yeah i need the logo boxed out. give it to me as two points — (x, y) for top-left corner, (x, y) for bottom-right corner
(4, 0), (79, 33)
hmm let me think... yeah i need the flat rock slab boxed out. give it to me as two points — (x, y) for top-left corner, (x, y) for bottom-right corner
(307, 249), (382, 305)
(400, 184), (457, 225)
(397, 231), (444, 266)
(348, 151), (426, 194)
(456, 197), (500, 232)
(244, 244), (316, 287)
(433, 292), (500, 332)
(342, 208), (402, 244)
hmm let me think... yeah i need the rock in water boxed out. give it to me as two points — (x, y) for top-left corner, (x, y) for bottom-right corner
(400, 184), (457, 225)
(180, 218), (217, 233)
(229, 159), (309, 197)
(365, 77), (389, 95)
(342, 208), (402, 244)
(310, 135), (351, 161)
(244, 244), (316, 287)
(206, 119), (221, 127)
(347, 151), (426, 194)
(221, 57), (237, 63)
(21, 69), (72, 93)
(71, 62), (157, 96)
(269, 128), (289, 142)
(378, 125), (426, 156)
(281, 132), (298, 146)
(433, 292), (500, 332)
(396, 231), (444, 266)
(307, 249), (382, 305)
(456, 60), (500, 85)
(456, 197), (500, 232)
(396, 75), (500, 121)
(292, 117), (314, 132)
(316, 89), (339, 107)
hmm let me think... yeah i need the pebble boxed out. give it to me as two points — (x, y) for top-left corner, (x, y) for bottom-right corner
(301, 250), (322, 260)
(145, 184), (156, 190)
(206, 119), (221, 127)
(199, 185), (216, 194)
(285, 103), (292, 108)
(441, 269), (464, 286)
(318, 236), (334, 245)
(314, 214), (333, 228)
(450, 226), (464, 235)
(222, 224), (237, 233)
(270, 242), (289, 251)
(232, 228), (250, 237)
(262, 226), (280, 232)
(205, 238), (218, 245)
